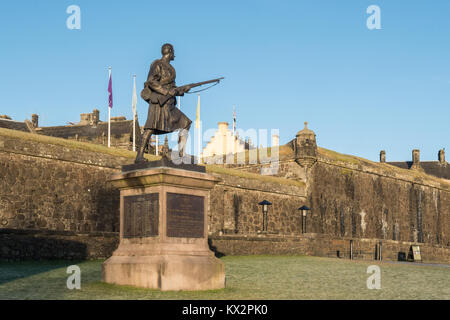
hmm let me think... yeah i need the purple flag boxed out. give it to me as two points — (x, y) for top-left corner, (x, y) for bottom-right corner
(108, 71), (113, 108)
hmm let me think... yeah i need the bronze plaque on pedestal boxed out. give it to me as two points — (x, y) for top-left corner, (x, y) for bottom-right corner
(123, 193), (159, 238)
(166, 193), (204, 238)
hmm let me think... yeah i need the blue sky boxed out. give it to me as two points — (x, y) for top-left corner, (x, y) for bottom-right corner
(0, 0), (449, 162)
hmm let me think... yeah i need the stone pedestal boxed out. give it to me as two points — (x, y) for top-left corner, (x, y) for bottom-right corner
(102, 163), (225, 291)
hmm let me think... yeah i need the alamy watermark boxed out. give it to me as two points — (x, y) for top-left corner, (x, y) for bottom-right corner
(66, 265), (81, 289)
(66, 5), (81, 30)
(366, 5), (381, 30)
(366, 265), (381, 289)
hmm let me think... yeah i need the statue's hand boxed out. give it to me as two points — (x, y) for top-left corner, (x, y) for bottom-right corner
(168, 88), (177, 96)
(175, 88), (184, 96)
(175, 86), (189, 96)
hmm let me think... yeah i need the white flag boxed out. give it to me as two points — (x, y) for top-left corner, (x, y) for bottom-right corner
(132, 75), (137, 116)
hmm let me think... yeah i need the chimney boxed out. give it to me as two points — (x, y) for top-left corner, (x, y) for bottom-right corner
(438, 149), (445, 164)
(380, 150), (386, 163)
(411, 149), (421, 170)
(31, 114), (39, 128)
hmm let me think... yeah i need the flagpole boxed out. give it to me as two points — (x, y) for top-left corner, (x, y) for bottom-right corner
(132, 74), (136, 152)
(233, 105), (236, 155)
(108, 66), (111, 148)
(196, 94), (201, 163)
(233, 105), (236, 136)
(108, 104), (111, 148)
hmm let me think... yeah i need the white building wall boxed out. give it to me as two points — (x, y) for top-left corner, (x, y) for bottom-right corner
(202, 122), (246, 158)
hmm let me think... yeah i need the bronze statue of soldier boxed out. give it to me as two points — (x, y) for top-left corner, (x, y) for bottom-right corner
(135, 43), (191, 163)
(135, 43), (223, 164)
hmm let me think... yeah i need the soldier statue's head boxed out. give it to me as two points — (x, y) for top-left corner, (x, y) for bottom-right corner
(161, 43), (175, 61)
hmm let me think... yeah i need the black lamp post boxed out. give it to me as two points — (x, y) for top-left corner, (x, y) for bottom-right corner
(258, 200), (272, 232)
(298, 205), (310, 233)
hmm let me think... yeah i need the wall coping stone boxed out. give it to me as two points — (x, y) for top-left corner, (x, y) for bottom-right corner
(209, 234), (450, 250)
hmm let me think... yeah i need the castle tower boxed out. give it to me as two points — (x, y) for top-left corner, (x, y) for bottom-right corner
(294, 121), (317, 168)
(380, 150), (386, 163)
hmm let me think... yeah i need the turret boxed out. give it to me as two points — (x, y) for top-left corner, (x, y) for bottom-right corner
(294, 121), (317, 168)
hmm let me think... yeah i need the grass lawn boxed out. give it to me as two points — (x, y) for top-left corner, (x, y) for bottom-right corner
(0, 255), (449, 300)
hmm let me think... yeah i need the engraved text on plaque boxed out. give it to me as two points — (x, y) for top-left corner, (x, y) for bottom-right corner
(166, 193), (204, 238)
(123, 193), (159, 238)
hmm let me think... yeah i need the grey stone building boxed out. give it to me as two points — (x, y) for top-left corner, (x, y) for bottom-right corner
(35, 109), (141, 150)
(380, 149), (449, 180)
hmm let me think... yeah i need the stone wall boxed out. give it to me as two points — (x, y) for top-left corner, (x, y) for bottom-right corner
(0, 132), (127, 233)
(208, 171), (306, 234)
(0, 130), (308, 237)
(308, 160), (450, 247)
(224, 145), (450, 250)
(0, 130), (309, 260)
(228, 160), (307, 183)
(1, 128), (449, 264)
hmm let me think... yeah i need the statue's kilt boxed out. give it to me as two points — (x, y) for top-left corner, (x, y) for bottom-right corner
(144, 97), (191, 134)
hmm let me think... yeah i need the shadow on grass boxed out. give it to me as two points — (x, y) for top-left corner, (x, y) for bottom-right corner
(0, 230), (90, 262)
(208, 239), (225, 258)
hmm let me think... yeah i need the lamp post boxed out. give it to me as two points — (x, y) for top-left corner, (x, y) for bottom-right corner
(298, 205), (310, 234)
(258, 200), (272, 232)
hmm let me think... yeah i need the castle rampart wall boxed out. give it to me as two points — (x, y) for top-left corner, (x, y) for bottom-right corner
(0, 129), (449, 263)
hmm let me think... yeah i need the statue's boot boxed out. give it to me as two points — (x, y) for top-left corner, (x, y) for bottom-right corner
(134, 130), (153, 163)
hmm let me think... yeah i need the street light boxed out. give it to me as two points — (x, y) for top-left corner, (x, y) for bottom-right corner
(298, 205), (310, 233)
(258, 200), (272, 232)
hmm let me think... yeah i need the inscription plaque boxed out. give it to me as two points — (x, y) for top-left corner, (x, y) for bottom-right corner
(123, 193), (159, 238)
(166, 193), (204, 238)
